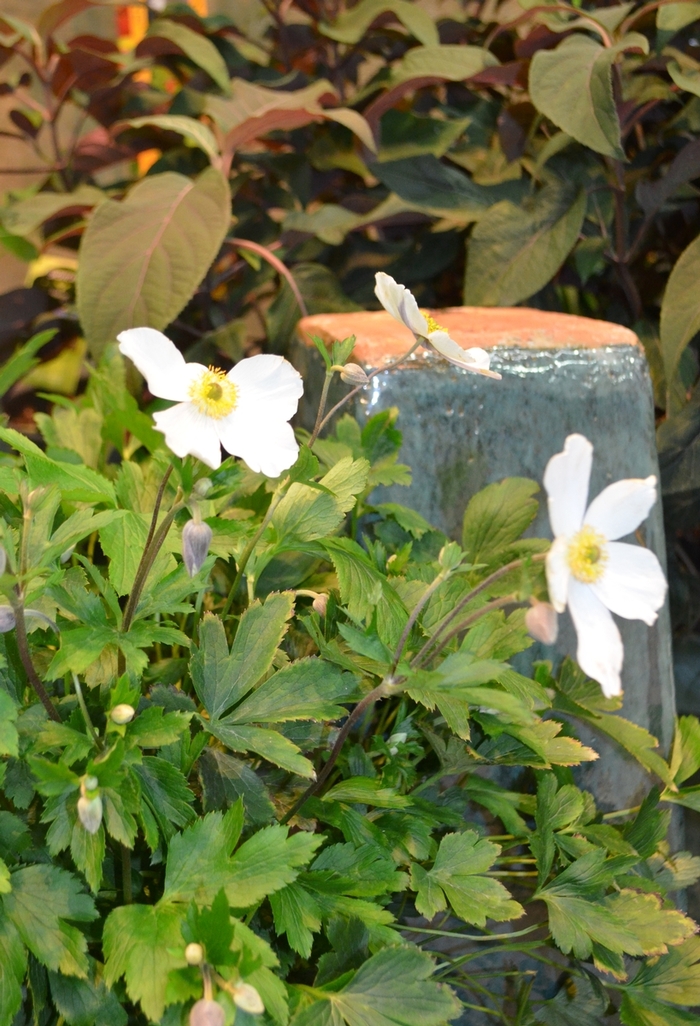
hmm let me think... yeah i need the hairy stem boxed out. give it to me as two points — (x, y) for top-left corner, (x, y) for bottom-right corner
(72, 673), (102, 750)
(391, 569), (448, 672)
(413, 593), (520, 669)
(281, 679), (394, 824)
(310, 371), (334, 448)
(221, 478), (289, 617)
(12, 595), (61, 722)
(411, 554), (547, 669)
(309, 339), (421, 445)
(121, 492), (183, 635)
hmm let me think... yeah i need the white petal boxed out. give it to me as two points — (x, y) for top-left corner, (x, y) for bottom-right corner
(229, 355), (303, 421)
(153, 403), (222, 469)
(427, 332), (501, 378)
(543, 434), (593, 539)
(592, 542), (667, 625)
(117, 327), (203, 401)
(584, 476), (657, 541)
(567, 578), (623, 698)
(546, 535), (570, 613)
(374, 272), (428, 336)
(217, 413), (298, 477)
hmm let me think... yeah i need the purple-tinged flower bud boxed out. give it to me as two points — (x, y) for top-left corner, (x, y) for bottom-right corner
(233, 984), (264, 1015)
(185, 942), (204, 966)
(525, 601), (558, 645)
(340, 363), (369, 386)
(110, 704), (135, 725)
(312, 593), (328, 617)
(182, 520), (213, 577)
(0, 607), (15, 633)
(190, 999), (225, 1026)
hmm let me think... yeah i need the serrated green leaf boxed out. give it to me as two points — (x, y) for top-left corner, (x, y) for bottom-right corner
(227, 825), (322, 908)
(49, 968), (128, 1026)
(462, 478), (539, 563)
(103, 900), (185, 1021)
(206, 721), (314, 777)
(228, 657), (356, 724)
(198, 747), (274, 824)
(163, 809), (242, 905)
(411, 831), (523, 927)
(323, 778), (411, 808)
(0, 912), (25, 1026)
(0, 329), (57, 396)
(127, 707), (192, 749)
(2, 864), (96, 977)
(0, 693), (18, 759)
(192, 595), (294, 719)
(0, 428), (116, 506)
(621, 936), (700, 1007)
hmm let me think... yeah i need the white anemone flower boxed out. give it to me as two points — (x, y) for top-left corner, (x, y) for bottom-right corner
(118, 328), (303, 476)
(543, 433), (667, 698)
(374, 272), (501, 379)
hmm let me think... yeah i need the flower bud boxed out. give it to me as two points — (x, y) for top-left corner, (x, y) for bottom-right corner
(312, 593), (328, 617)
(182, 520), (213, 577)
(194, 477), (213, 497)
(233, 983), (264, 1015)
(77, 794), (103, 834)
(60, 545), (75, 564)
(110, 704), (135, 725)
(340, 363), (369, 386)
(190, 999), (225, 1026)
(0, 607), (15, 633)
(185, 942), (204, 966)
(525, 601), (558, 645)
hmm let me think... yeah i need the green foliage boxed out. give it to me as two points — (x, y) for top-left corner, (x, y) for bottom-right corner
(0, 5), (698, 1025)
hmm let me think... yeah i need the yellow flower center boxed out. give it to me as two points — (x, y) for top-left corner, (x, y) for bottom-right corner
(189, 367), (238, 419)
(567, 525), (608, 583)
(421, 310), (446, 334)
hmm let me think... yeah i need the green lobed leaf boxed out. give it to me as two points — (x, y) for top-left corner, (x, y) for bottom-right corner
(198, 747), (274, 824)
(103, 901), (186, 1022)
(206, 721), (315, 777)
(461, 477), (539, 564)
(48, 969), (128, 1026)
(226, 657), (356, 724)
(0, 913), (25, 1026)
(76, 168), (231, 356)
(0, 428), (116, 506)
(191, 595), (294, 719)
(2, 864), (97, 977)
(411, 830), (523, 927)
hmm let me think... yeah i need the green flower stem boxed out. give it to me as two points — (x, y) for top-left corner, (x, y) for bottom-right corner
(11, 593), (61, 722)
(308, 339), (421, 446)
(221, 476), (289, 617)
(280, 677), (397, 824)
(309, 370), (335, 448)
(397, 923), (541, 942)
(413, 593), (519, 669)
(121, 495), (184, 635)
(72, 673), (102, 751)
(411, 554), (547, 669)
(390, 568), (449, 672)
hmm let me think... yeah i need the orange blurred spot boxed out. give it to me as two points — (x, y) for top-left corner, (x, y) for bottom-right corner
(137, 148), (161, 175)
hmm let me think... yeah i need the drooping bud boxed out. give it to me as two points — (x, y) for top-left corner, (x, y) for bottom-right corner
(312, 593), (328, 617)
(0, 607), (15, 633)
(232, 983), (264, 1015)
(60, 545), (75, 564)
(185, 942), (204, 966)
(110, 704), (135, 725)
(525, 601), (559, 645)
(190, 999), (225, 1026)
(182, 520), (213, 577)
(340, 363), (369, 386)
(78, 775), (103, 834)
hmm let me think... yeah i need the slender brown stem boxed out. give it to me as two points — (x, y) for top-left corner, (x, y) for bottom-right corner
(144, 464), (173, 555)
(310, 372), (334, 447)
(310, 340), (421, 445)
(391, 570), (448, 672)
(12, 596), (60, 722)
(121, 502), (183, 633)
(414, 594), (519, 669)
(410, 554), (547, 670)
(281, 679), (393, 824)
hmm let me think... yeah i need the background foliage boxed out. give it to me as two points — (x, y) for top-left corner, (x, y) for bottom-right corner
(2, 2), (700, 1025)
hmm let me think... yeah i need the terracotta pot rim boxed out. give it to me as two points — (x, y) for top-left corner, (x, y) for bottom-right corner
(297, 308), (640, 358)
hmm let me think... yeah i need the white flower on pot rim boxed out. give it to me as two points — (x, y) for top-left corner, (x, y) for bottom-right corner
(374, 272), (501, 378)
(118, 327), (303, 476)
(543, 433), (667, 698)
